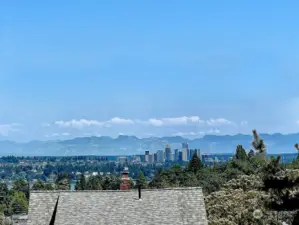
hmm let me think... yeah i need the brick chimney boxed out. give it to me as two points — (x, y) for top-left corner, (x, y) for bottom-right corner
(120, 167), (130, 190)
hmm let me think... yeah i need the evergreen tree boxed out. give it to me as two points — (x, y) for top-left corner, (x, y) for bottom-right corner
(187, 152), (203, 173)
(75, 174), (87, 190)
(248, 149), (255, 159)
(262, 156), (299, 224)
(44, 183), (54, 190)
(0, 211), (4, 225)
(136, 172), (148, 189)
(32, 179), (45, 190)
(86, 176), (102, 190)
(252, 129), (266, 160)
(101, 176), (121, 190)
(12, 179), (29, 200)
(295, 144), (299, 160)
(10, 192), (28, 214)
(55, 173), (70, 190)
(0, 184), (10, 215)
(235, 145), (247, 161)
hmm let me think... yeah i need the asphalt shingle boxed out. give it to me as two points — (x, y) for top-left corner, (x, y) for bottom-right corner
(27, 192), (59, 225)
(28, 187), (208, 225)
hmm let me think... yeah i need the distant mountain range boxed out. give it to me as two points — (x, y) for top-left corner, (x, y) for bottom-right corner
(0, 133), (298, 156)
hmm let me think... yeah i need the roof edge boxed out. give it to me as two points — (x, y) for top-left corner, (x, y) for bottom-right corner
(30, 187), (203, 193)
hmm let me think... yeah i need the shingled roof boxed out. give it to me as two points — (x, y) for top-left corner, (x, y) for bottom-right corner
(27, 187), (208, 225)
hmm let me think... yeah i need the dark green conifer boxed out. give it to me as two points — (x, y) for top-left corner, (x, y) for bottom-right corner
(75, 174), (86, 191)
(136, 172), (148, 189)
(235, 145), (247, 161)
(187, 152), (203, 173)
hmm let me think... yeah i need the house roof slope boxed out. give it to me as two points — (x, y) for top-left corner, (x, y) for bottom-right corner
(27, 192), (59, 225)
(28, 187), (208, 225)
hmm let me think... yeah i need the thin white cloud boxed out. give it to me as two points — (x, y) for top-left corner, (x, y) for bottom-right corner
(53, 117), (134, 128)
(51, 116), (233, 130)
(148, 118), (164, 126)
(45, 132), (71, 138)
(172, 132), (203, 136)
(172, 129), (220, 137)
(54, 119), (104, 128)
(296, 120), (299, 125)
(147, 116), (205, 126)
(0, 123), (20, 136)
(108, 117), (134, 125)
(206, 118), (233, 126)
(240, 120), (248, 126)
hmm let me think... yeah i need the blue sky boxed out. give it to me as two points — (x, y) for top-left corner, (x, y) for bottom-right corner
(0, 0), (299, 141)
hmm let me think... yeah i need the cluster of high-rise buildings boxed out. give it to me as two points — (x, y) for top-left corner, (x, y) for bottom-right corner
(144, 143), (202, 164)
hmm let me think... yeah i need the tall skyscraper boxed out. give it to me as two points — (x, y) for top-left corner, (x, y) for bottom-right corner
(169, 153), (174, 162)
(145, 151), (150, 162)
(187, 149), (191, 160)
(165, 144), (172, 162)
(148, 154), (155, 164)
(182, 149), (188, 161)
(182, 143), (190, 160)
(157, 150), (164, 162)
(174, 149), (179, 161)
(178, 151), (183, 161)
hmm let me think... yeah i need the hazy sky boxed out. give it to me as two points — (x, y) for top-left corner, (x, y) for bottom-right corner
(0, 0), (299, 141)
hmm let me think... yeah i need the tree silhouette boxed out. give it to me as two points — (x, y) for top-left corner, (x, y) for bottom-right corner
(235, 145), (247, 161)
(187, 152), (203, 173)
(75, 174), (86, 191)
(295, 144), (299, 160)
(252, 130), (266, 160)
(262, 156), (299, 224)
(136, 172), (148, 189)
(55, 173), (70, 190)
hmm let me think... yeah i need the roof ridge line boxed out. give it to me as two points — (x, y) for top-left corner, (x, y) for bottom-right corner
(30, 187), (203, 193)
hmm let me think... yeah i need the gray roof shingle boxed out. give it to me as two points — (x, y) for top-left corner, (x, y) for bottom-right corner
(28, 187), (208, 225)
(27, 192), (59, 225)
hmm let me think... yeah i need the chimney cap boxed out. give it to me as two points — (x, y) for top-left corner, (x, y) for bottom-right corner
(122, 167), (129, 174)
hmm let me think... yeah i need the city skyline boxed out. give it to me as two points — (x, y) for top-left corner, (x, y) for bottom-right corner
(1, 1), (299, 141)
